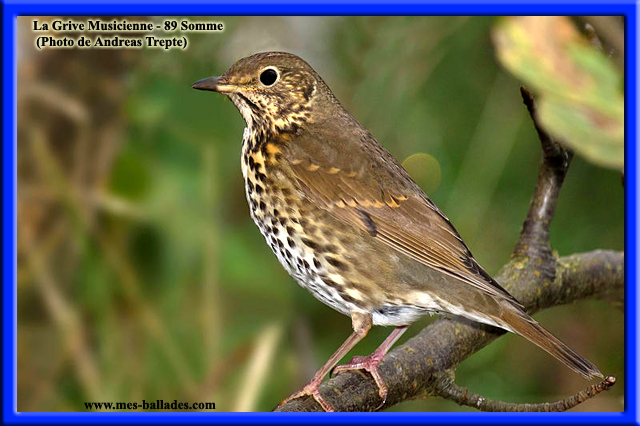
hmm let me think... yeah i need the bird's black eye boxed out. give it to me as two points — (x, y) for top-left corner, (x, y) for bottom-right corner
(260, 68), (278, 86)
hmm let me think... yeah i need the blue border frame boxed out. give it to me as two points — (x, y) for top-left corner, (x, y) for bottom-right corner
(2, 1), (637, 424)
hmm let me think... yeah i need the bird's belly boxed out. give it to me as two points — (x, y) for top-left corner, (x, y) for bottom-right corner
(244, 185), (354, 318)
(241, 144), (358, 318)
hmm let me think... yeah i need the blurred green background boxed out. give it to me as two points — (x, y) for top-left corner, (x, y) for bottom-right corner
(17, 16), (624, 412)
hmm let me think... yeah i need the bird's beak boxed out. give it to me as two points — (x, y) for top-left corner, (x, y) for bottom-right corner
(191, 76), (235, 93)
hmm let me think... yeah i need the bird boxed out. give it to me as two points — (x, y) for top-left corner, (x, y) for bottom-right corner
(192, 51), (602, 411)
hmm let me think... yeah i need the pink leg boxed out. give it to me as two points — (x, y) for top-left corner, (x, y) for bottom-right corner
(331, 325), (408, 407)
(276, 312), (372, 412)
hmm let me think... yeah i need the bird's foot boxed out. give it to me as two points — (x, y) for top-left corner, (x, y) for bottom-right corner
(276, 381), (334, 412)
(330, 352), (388, 409)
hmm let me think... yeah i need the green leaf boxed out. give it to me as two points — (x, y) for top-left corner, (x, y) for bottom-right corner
(493, 16), (624, 169)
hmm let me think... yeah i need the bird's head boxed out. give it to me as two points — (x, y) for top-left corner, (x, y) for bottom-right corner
(193, 51), (331, 134)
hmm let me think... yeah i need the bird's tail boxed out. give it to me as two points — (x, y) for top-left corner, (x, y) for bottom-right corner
(500, 307), (603, 380)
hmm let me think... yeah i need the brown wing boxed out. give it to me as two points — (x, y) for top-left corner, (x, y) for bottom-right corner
(281, 127), (521, 306)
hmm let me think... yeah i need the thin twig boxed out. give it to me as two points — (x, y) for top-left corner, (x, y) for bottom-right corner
(433, 375), (616, 412)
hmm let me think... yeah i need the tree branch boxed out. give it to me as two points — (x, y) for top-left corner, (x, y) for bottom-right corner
(513, 87), (573, 268)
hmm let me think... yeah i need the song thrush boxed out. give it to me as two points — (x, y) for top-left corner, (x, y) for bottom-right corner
(192, 51), (602, 411)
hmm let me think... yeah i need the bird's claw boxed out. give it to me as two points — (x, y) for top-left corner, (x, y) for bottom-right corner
(330, 354), (389, 410)
(276, 383), (335, 412)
